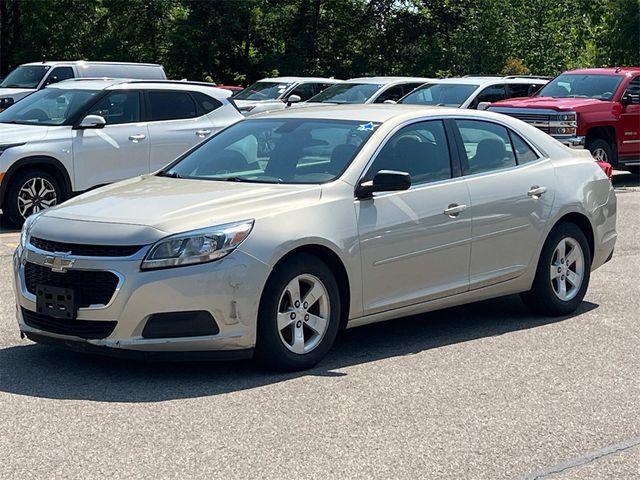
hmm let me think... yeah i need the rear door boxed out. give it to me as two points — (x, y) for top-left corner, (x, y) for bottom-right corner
(72, 90), (150, 190)
(146, 90), (219, 171)
(357, 119), (472, 314)
(451, 118), (555, 289)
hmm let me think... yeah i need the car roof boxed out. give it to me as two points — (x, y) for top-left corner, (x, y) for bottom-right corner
(257, 77), (343, 83)
(563, 67), (640, 76)
(22, 61), (163, 67)
(419, 76), (549, 87)
(345, 76), (435, 85)
(252, 103), (485, 123)
(47, 79), (232, 99)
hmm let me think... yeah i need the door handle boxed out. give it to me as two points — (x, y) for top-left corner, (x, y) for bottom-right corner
(128, 134), (146, 143)
(527, 185), (547, 198)
(196, 129), (212, 138)
(443, 203), (468, 217)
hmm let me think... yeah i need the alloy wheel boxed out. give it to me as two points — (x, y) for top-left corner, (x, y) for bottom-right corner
(550, 237), (585, 301)
(591, 147), (608, 162)
(277, 273), (330, 354)
(17, 177), (58, 219)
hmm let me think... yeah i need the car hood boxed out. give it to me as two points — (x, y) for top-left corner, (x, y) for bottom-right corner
(491, 96), (612, 112)
(36, 175), (322, 241)
(0, 87), (33, 99)
(0, 122), (51, 142)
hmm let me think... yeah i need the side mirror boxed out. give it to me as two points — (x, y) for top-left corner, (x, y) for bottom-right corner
(477, 102), (491, 111)
(286, 94), (301, 106)
(76, 114), (106, 129)
(621, 94), (640, 106)
(355, 170), (411, 199)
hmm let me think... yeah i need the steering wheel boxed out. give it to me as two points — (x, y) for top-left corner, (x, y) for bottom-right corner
(21, 108), (49, 122)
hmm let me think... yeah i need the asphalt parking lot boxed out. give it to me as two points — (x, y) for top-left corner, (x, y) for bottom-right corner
(0, 173), (638, 480)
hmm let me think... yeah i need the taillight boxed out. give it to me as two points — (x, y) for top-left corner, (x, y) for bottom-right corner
(596, 160), (613, 180)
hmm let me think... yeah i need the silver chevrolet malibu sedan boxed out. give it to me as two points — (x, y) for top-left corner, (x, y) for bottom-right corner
(13, 105), (617, 371)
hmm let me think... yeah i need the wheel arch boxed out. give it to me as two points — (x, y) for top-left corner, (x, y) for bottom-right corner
(585, 126), (617, 163)
(548, 211), (595, 261)
(267, 244), (351, 330)
(0, 156), (72, 206)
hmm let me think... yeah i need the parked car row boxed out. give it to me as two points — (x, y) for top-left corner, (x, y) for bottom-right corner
(1, 62), (638, 229)
(3, 59), (626, 370)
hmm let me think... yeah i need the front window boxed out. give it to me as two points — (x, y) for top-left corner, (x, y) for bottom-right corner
(0, 65), (49, 89)
(163, 119), (379, 184)
(400, 83), (479, 107)
(537, 74), (624, 100)
(308, 83), (382, 104)
(0, 87), (100, 126)
(234, 81), (294, 101)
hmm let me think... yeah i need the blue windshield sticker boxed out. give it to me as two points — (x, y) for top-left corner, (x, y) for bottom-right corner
(357, 122), (376, 131)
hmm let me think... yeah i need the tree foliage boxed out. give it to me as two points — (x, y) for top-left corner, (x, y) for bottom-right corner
(0, 0), (638, 81)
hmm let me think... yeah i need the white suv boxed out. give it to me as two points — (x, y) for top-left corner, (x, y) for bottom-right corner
(398, 75), (550, 109)
(0, 79), (243, 224)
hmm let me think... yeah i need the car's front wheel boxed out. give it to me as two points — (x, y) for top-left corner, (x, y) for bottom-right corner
(3, 169), (62, 225)
(255, 253), (341, 371)
(521, 222), (591, 316)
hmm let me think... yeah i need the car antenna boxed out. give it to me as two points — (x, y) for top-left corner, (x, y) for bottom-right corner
(615, 66), (621, 73)
(42, 55), (46, 64)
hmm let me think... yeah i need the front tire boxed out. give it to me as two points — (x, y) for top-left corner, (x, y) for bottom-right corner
(3, 169), (62, 226)
(521, 222), (591, 316)
(255, 253), (341, 371)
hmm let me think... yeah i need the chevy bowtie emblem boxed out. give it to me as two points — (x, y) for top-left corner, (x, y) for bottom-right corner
(44, 253), (75, 273)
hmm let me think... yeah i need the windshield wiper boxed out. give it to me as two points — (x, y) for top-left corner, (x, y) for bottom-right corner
(220, 176), (264, 183)
(157, 171), (182, 178)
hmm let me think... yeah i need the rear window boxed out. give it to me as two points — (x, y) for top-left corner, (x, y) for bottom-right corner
(148, 91), (197, 121)
(192, 91), (222, 115)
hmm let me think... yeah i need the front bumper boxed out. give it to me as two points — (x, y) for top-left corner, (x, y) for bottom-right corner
(13, 243), (271, 356)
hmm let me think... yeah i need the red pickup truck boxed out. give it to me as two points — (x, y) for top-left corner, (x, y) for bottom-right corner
(488, 67), (640, 171)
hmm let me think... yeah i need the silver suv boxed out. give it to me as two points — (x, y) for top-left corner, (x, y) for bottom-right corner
(0, 79), (243, 224)
(398, 75), (549, 109)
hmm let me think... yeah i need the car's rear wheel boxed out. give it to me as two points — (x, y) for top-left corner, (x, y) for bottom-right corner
(255, 253), (341, 371)
(521, 222), (591, 316)
(3, 169), (62, 226)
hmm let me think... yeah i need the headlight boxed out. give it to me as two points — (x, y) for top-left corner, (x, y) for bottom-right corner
(141, 220), (254, 270)
(20, 212), (42, 247)
(0, 142), (26, 155)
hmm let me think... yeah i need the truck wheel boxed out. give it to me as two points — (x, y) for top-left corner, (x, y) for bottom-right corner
(587, 139), (615, 166)
(3, 169), (62, 226)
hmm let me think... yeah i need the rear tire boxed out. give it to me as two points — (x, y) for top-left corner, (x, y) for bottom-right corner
(3, 169), (62, 226)
(255, 253), (341, 371)
(521, 222), (591, 316)
(587, 138), (615, 167)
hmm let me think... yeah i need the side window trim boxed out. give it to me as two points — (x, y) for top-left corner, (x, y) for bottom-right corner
(450, 117), (545, 176)
(80, 90), (143, 126)
(357, 119), (455, 189)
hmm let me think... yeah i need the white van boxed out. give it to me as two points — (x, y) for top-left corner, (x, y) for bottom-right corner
(0, 61), (167, 109)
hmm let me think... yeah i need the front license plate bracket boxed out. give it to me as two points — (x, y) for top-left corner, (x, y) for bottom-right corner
(36, 285), (78, 319)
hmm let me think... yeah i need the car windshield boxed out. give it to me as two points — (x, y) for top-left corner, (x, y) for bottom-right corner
(0, 65), (49, 89)
(537, 74), (624, 100)
(234, 81), (293, 100)
(0, 87), (100, 126)
(163, 118), (379, 184)
(399, 83), (478, 107)
(308, 83), (382, 103)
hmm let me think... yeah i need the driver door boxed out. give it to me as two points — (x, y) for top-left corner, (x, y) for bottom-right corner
(72, 90), (150, 190)
(356, 120), (472, 314)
